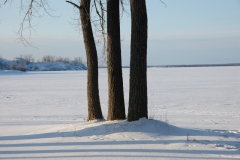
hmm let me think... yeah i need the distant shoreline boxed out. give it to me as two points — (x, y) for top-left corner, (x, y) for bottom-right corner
(148, 63), (240, 68)
(100, 63), (240, 68)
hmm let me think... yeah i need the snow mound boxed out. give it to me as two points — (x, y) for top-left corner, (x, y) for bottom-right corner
(57, 118), (201, 141)
(1, 118), (240, 159)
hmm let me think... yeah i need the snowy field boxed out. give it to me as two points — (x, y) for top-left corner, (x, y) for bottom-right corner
(0, 67), (240, 159)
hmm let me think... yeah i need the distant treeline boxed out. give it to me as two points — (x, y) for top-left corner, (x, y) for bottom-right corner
(0, 55), (87, 71)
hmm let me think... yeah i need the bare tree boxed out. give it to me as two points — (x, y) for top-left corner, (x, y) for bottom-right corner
(107, 0), (126, 120)
(3, 0), (56, 47)
(42, 55), (55, 63)
(55, 56), (64, 62)
(128, 0), (148, 121)
(3, 0), (151, 122)
(66, 0), (103, 120)
(3, 0), (104, 120)
(73, 57), (83, 63)
(21, 54), (35, 64)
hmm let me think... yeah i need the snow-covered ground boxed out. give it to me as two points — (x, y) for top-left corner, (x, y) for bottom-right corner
(0, 67), (239, 159)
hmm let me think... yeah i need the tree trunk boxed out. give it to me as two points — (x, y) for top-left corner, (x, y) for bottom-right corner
(107, 0), (126, 120)
(80, 0), (103, 121)
(128, 0), (148, 121)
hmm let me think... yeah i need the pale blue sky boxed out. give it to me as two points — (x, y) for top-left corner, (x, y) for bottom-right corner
(0, 0), (240, 65)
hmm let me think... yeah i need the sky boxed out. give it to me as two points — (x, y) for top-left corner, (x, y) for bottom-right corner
(0, 0), (240, 66)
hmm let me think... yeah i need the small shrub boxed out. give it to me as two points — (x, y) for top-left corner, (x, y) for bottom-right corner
(12, 65), (17, 70)
(73, 57), (83, 63)
(55, 57), (64, 62)
(6, 64), (11, 70)
(63, 57), (70, 63)
(17, 63), (26, 72)
(42, 55), (55, 63)
(22, 54), (35, 64)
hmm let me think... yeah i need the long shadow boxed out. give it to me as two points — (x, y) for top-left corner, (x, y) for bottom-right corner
(0, 119), (239, 146)
(0, 140), (180, 147)
(0, 139), (239, 148)
(0, 132), (59, 141)
(1, 155), (236, 160)
(1, 120), (239, 159)
(0, 119), (230, 141)
(0, 148), (239, 155)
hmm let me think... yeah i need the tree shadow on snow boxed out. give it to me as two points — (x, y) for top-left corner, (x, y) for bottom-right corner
(0, 119), (239, 139)
(1, 119), (239, 158)
(0, 118), (239, 142)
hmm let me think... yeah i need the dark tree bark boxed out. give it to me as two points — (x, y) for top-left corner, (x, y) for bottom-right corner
(79, 0), (103, 121)
(107, 0), (126, 120)
(128, 0), (148, 121)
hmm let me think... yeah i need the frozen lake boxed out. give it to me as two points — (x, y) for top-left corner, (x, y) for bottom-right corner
(0, 67), (239, 159)
(1, 67), (239, 129)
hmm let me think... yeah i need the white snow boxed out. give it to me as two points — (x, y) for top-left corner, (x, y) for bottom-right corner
(0, 67), (240, 159)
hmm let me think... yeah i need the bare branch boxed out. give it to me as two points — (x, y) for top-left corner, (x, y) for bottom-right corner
(4, 0), (58, 47)
(91, 0), (107, 64)
(66, 1), (80, 9)
(159, 0), (167, 8)
(4, 0), (9, 4)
